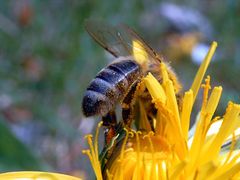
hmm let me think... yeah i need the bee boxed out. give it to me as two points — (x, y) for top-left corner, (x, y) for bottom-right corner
(82, 20), (182, 142)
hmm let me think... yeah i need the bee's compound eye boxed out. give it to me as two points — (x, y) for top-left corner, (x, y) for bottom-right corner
(82, 90), (111, 117)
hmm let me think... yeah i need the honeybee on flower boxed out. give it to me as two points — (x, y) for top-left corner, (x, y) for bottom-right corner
(82, 19), (181, 145)
(82, 21), (240, 180)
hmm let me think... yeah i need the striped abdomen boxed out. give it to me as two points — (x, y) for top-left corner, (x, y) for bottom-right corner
(82, 59), (141, 117)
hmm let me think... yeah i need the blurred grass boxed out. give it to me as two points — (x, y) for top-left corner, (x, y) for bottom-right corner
(0, 0), (240, 178)
(0, 118), (42, 170)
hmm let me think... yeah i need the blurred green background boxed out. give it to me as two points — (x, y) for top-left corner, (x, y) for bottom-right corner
(0, 0), (239, 179)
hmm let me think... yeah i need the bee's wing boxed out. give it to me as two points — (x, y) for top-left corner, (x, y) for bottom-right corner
(85, 19), (162, 62)
(120, 24), (163, 62)
(85, 20), (131, 57)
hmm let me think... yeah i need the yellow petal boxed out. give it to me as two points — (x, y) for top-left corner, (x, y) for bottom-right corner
(133, 40), (148, 65)
(201, 103), (240, 164)
(190, 41), (217, 103)
(0, 171), (82, 180)
(144, 73), (166, 104)
(181, 90), (193, 141)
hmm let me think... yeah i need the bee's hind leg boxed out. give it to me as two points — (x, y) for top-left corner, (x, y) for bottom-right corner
(102, 111), (117, 145)
(121, 82), (139, 128)
(102, 110), (117, 127)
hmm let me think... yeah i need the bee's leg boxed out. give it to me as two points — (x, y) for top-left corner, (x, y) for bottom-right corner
(122, 82), (138, 128)
(102, 110), (117, 127)
(102, 111), (117, 145)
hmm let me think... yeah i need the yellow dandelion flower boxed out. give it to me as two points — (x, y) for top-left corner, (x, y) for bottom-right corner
(0, 171), (82, 180)
(83, 41), (240, 179)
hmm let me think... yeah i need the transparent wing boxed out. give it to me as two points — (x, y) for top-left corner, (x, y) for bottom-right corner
(85, 19), (162, 62)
